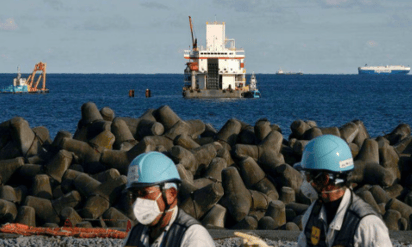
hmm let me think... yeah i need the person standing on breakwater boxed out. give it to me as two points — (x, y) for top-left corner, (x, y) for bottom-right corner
(295, 135), (392, 247)
(123, 151), (215, 247)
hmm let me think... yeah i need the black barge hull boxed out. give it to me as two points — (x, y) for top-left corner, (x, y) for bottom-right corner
(182, 89), (242, 99)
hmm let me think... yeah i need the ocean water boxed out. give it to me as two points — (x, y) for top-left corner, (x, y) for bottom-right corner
(0, 73), (411, 141)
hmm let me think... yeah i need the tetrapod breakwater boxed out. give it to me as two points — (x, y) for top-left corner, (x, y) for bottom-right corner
(0, 101), (412, 234)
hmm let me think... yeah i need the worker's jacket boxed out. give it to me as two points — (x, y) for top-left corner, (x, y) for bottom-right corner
(298, 188), (392, 247)
(124, 208), (200, 247)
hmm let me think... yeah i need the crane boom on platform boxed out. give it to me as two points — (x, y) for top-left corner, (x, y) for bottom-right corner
(188, 16), (197, 51)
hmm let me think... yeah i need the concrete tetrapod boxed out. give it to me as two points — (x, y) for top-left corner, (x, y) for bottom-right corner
(10, 117), (42, 157)
(319, 127), (340, 137)
(191, 143), (217, 176)
(285, 202), (309, 216)
(237, 157), (278, 201)
(384, 123), (411, 146)
(0, 157), (25, 185)
(357, 190), (382, 214)
(0, 199), (17, 224)
(60, 207), (83, 227)
(100, 107), (115, 122)
(249, 190), (270, 212)
(94, 175), (127, 203)
(177, 180), (198, 203)
(378, 141), (400, 180)
(32, 126), (51, 147)
(203, 157), (227, 182)
(176, 164), (194, 184)
(356, 139), (380, 164)
(385, 184), (405, 200)
(33, 174), (53, 200)
(45, 150), (73, 183)
(136, 119), (164, 140)
(216, 119), (242, 148)
(220, 167), (252, 222)
(275, 164), (303, 193)
(339, 122), (359, 144)
(283, 222), (301, 231)
(290, 120), (311, 140)
(280, 187), (295, 204)
(59, 138), (101, 167)
(91, 168), (121, 183)
(169, 146), (198, 174)
(111, 118), (137, 150)
(258, 131), (285, 170)
(52, 190), (82, 215)
(201, 204), (227, 228)
(238, 125), (256, 145)
(102, 207), (131, 228)
(370, 185), (392, 204)
(15, 205), (36, 226)
(80, 195), (110, 219)
(258, 216), (276, 230)
(80, 102), (104, 125)
(350, 160), (396, 187)
(174, 134), (200, 150)
(386, 198), (412, 220)
(231, 215), (258, 230)
(154, 105), (181, 131)
(302, 127), (323, 140)
(0, 185), (18, 203)
(352, 120), (370, 147)
(265, 200), (286, 229)
(89, 130), (115, 151)
(254, 119), (272, 144)
(73, 173), (101, 198)
(180, 182), (224, 220)
(24, 196), (60, 225)
(383, 209), (402, 231)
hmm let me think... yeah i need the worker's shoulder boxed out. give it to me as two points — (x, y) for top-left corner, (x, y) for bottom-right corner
(182, 224), (215, 247)
(349, 193), (379, 218)
(174, 209), (201, 227)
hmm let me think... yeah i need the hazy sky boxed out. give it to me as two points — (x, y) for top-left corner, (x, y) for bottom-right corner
(1, 0), (411, 74)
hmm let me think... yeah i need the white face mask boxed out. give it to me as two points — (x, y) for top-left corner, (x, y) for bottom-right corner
(300, 179), (319, 201)
(300, 171), (318, 201)
(133, 193), (162, 225)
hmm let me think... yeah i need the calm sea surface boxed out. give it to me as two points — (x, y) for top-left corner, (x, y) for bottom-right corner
(0, 73), (411, 140)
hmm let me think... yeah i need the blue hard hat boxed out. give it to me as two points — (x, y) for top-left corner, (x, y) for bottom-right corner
(126, 151), (181, 189)
(299, 135), (354, 173)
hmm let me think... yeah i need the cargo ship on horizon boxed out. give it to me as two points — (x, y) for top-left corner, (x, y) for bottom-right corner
(358, 64), (410, 75)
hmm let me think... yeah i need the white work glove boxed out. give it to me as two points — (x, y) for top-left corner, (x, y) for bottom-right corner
(234, 232), (272, 247)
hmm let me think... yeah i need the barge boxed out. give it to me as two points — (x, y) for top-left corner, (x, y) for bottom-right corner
(182, 17), (255, 99)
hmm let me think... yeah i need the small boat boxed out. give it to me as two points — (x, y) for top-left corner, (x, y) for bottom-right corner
(243, 90), (261, 98)
(243, 72), (261, 98)
(276, 68), (284, 75)
(1, 67), (29, 93)
(1, 62), (49, 94)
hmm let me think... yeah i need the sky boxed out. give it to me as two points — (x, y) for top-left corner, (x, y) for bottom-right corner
(1, 0), (411, 74)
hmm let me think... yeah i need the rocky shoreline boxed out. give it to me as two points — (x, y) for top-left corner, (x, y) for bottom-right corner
(1, 101), (412, 234)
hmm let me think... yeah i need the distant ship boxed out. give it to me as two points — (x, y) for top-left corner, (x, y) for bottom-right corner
(276, 68), (303, 75)
(358, 64), (410, 75)
(242, 72), (261, 98)
(182, 17), (257, 99)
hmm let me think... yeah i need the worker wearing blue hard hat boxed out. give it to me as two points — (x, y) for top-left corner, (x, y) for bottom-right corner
(123, 151), (215, 247)
(296, 135), (392, 247)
